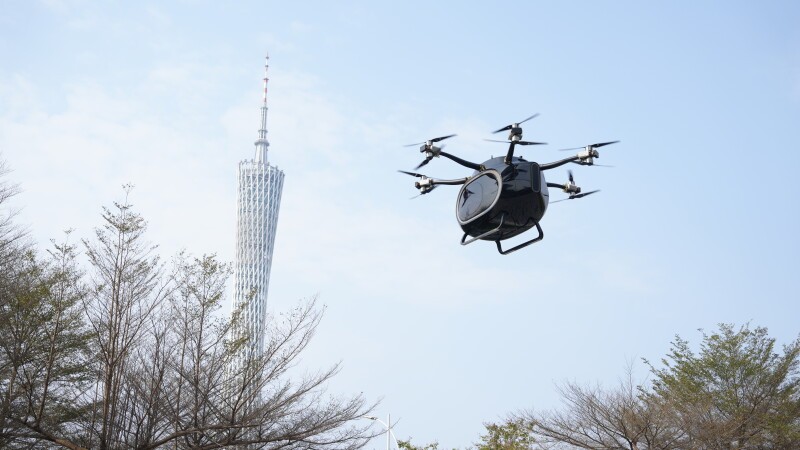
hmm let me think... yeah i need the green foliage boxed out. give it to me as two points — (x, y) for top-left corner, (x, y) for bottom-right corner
(475, 419), (535, 450)
(646, 323), (800, 448)
(398, 419), (535, 450)
(0, 235), (92, 448)
(398, 438), (440, 450)
(523, 324), (800, 449)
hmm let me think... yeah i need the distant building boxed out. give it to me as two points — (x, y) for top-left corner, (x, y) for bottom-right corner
(233, 56), (284, 356)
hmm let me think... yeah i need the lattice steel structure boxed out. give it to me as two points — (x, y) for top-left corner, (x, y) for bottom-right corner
(233, 56), (285, 356)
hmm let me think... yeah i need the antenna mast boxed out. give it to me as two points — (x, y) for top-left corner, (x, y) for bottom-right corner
(254, 54), (270, 163)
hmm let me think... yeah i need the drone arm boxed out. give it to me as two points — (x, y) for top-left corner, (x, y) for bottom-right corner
(411, 176), (467, 195)
(547, 181), (581, 195)
(540, 155), (582, 171)
(504, 142), (516, 165)
(439, 151), (484, 172)
(430, 177), (470, 186)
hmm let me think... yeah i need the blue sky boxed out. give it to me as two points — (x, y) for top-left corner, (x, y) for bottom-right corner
(2, 1), (799, 448)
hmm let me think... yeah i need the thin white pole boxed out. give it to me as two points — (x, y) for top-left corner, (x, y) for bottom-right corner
(387, 413), (391, 450)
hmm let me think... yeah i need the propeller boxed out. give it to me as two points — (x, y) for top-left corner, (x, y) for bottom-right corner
(562, 169), (579, 194)
(398, 170), (437, 196)
(551, 169), (600, 203)
(559, 140), (620, 151)
(572, 189), (600, 199)
(493, 113), (539, 134)
(550, 190), (600, 203)
(409, 186), (438, 199)
(491, 114), (541, 163)
(405, 135), (456, 169)
(398, 170), (427, 178)
(404, 134), (457, 147)
(413, 143), (448, 169)
(560, 140), (618, 166)
(484, 139), (547, 146)
(570, 161), (615, 167)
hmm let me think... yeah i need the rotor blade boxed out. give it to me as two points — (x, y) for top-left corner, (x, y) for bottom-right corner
(430, 134), (456, 143)
(568, 161), (615, 167)
(518, 113), (540, 125)
(398, 170), (426, 178)
(559, 140), (620, 151)
(568, 170), (574, 184)
(573, 189), (600, 199)
(492, 125), (512, 134)
(592, 140), (619, 148)
(414, 158), (431, 170)
(551, 189), (600, 203)
(403, 134), (456, 147)
(485, 139), (546, 145)
(410, 185), (438, 199)
(492, 114), (539, 134)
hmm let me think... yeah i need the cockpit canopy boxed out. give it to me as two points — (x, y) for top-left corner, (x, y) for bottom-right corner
(456, 170), (502, 224)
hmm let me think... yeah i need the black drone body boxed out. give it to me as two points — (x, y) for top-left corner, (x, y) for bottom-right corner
(400, 114), (618, 254)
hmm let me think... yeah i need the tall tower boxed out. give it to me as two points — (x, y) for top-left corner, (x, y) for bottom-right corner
(233, 55), (285, 356)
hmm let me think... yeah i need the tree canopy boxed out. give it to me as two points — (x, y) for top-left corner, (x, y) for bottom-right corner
(0, 175), (374, 449)
(518, 323), (800, 450)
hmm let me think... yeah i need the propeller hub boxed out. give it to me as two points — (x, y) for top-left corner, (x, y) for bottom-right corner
(577, 148), (598, 164)
(405, 134), (455, 169)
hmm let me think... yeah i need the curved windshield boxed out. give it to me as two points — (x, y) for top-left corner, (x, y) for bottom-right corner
(457, 172), (500, 223)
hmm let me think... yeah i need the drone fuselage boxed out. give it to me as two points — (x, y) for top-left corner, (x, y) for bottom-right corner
(401, 124), (616, 254)
(456, 156), (550, 242)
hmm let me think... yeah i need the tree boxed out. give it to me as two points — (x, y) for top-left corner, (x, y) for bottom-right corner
(646, 323), (800, 450)
(0, 158), (91, 449)
(0, 238), (93, 449)
(398, 438), (441, 450)
(475, 418), (537, 450)
(81, 188), (171, 449)
(522, 369), (680, 450)
(0, 160), (26, 268)
(1, 184), (375, 449)
(397, 420), (536, 450)
(76, 191), (375, 449)
(518, 324), (800, 450)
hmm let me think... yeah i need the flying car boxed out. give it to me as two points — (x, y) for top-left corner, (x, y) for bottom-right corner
(400, 114), (618, 254)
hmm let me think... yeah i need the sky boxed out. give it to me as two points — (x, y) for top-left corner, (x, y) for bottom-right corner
(1, 1), (799, 448)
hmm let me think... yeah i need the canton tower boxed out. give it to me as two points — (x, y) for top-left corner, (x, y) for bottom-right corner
(233, 55), (285, 356)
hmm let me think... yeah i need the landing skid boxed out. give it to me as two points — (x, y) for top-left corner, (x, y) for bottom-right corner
(460, 215), (544, 255)
(461, 214), (506, 246)
(495, 222), (543, 254)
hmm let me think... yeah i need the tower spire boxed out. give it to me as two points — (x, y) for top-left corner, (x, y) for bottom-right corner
(254, 54), (270, 163)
